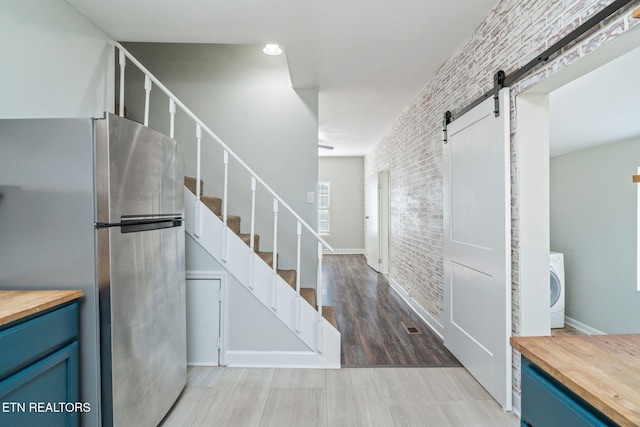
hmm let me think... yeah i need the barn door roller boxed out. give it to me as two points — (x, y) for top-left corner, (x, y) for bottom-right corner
(442, 70), (504, 144)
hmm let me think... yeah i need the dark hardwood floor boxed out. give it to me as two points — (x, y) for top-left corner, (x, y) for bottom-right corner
(320, 254), (461, 367)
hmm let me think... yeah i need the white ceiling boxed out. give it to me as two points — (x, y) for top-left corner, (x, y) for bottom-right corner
(64, 0), (499, 156)
(550, 45), (640, 157)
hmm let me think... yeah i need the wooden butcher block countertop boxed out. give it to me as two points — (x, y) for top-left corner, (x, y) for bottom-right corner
(511, 334), (640, 427)
(0, 290), (83, 327)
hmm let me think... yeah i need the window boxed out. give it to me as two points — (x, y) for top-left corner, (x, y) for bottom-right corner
(318, 181), (330, 234)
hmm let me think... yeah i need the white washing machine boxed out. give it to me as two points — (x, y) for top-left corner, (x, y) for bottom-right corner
(550, 251), (565, 328)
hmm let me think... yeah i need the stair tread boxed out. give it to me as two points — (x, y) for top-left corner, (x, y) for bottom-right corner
(277, 269), (296, 289)
(201, 196), (222, 216)
(221, 215), (241, 234)
(322, 306), (338, 330)
(257, 251), (277, 267)
(300, 288), (316, 307)
(201, 196), (221, 201)
(239, 234), (260, 252)
(184, 176), (203, 195)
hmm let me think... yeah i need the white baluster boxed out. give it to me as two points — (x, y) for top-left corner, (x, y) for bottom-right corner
(169, 99), (176, 139)
(317, 241), (324, 353)
(194, 124), (202, 238)
(118, 50), (125, 117)
(221, 150), (229, 262)
(143, 75), (151, 127)
(249, 177), (257, 290)
(271, 199), (279, 310)
(295, 221), (302, 333)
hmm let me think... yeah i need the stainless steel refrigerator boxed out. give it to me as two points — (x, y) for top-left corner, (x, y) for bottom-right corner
(0, 113), (186, 426)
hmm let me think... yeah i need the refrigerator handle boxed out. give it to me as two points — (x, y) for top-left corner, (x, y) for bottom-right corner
(96, 215), (183, 233)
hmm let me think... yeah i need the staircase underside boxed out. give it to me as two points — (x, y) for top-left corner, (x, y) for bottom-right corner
(184, 177), (340, 368)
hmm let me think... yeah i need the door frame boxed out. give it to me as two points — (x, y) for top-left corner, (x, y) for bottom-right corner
(185, 270), (228, 366)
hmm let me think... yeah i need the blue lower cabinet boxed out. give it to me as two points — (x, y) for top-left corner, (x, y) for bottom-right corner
(0, 302), (80, 427)
(520, 357), (615, 427)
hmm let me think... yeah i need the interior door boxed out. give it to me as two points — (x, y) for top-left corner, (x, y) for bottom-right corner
(366, 172), (380, 272)
(443, 88), (511, 410)
(379, 170), (390, 275)
(186, 278), (222, 365)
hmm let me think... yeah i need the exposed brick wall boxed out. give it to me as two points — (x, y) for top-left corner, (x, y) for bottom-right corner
(365, 0), (639, 399)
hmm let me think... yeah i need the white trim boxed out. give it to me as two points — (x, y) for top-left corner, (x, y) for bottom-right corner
(186, 270), (227, 280)
(511, 392), (521, 418)
(389, 279), (444, 338)
(225, 351), (340, 369)
(187, 362), (221, 367)
(564, 316), (605, 335)
(516, 93), (551, 336)
(323, 248), (366, 255)
(185, 270), (229, 366)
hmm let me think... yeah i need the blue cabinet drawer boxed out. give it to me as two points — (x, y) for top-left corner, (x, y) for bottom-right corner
(521, 358), (613, 427)
(0, 303), (78, 381)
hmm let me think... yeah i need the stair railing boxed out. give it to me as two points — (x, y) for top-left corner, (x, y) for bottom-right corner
(112, 42), (334, 345)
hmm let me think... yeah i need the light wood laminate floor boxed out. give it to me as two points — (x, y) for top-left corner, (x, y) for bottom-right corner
(161, 366), (519, 427)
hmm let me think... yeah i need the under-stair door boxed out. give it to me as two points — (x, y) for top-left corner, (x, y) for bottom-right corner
(443, 88), (511, 410)
(186, 276), (223, 366)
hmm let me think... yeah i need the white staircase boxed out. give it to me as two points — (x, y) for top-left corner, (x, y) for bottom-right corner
(112, 41), (341, 368)
(184, 189), (340, 367)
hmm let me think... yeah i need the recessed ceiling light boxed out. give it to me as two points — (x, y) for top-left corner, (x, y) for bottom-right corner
(263, 44), (283, 55)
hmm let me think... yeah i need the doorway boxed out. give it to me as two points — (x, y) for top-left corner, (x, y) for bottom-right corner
(517, 26), (640, 337)
(186, 272), (226, 366)
(365, 170), (390, 275)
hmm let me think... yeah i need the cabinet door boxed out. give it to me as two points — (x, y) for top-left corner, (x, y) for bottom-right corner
(0, 342), (80, 427)
(521, 359), (611, 427)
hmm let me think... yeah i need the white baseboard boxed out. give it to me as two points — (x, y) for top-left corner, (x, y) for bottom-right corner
(323, 248), (366, 255)
(564, 316), (605, 335)
(225, 351), (340, 369)
(389, 279), (444, 338)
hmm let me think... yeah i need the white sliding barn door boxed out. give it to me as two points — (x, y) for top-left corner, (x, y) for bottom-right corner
(443, 88), (512, 410)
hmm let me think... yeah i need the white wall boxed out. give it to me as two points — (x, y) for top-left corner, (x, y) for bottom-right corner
(0, 0), (114, 118)
(122, 43), (319, 287)
(550, 137), (640, 333)
(318, 157), (365, 253)
(0, 3), (114, 424)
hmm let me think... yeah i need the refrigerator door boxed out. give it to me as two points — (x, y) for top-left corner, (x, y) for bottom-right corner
(99, 222), (186, 427)
(95, 113), (183, 225)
